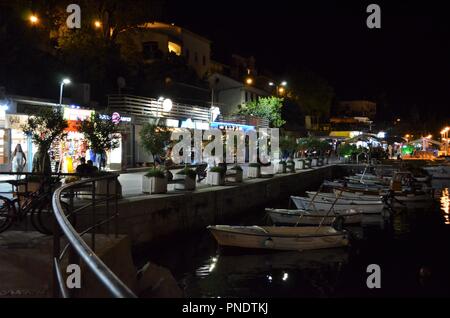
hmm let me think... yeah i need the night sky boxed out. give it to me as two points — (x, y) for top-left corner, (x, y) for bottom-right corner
(164, 0), (450, 118)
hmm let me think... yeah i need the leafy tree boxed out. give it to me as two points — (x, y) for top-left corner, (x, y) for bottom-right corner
(298, 137), (331, 156)
(139, 123), (171, 165)
(236, 96), (286, 128)
(287, 72), (334, 123)
(22, 108), (68, 173)
(78, 112), (120, 156)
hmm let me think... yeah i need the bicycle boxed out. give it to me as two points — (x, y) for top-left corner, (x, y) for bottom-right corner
(0, 175), (69, 235)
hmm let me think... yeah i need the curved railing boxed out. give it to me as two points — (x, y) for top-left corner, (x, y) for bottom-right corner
(52, 173), (137, 298)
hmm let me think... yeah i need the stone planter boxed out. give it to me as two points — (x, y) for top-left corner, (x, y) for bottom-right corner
(306, 159), (313, 168)
(142, 175), (167, 194)
(311, 158), (318, 167)
(277, 163), (287, 174)
(174, 175), (196, 191)
(95, 179), (122, 198)
(208, 171), (225, 186)
(295, 159), (305, 170)
(286, 163), (295, 173)
(317, 158), (324, 166)
(325, 157), (329, 165)
(226, 170), (243, 183)
(247, 166), (261, 178)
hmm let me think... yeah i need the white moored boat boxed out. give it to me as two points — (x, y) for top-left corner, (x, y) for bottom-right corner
(266, 208), (362, 225)
(307, 191), (382, 202)
(207, 225), (348, 251)
(291, 196), (384, 214)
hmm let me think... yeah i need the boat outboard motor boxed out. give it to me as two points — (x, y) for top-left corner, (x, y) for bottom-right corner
(332, 216), (345, 231)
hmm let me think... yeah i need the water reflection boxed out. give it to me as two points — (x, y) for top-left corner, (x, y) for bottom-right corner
(440, 188), (449, 224)
(183, 248), (349, 298)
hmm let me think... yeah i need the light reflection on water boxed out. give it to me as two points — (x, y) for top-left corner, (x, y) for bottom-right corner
(441, 188), (450, 224)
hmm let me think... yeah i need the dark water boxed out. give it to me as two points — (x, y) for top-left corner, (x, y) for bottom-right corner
(136, 180), (450, 298)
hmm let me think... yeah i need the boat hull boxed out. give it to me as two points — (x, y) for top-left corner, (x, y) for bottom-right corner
(307, 191), (381, 201)
(208, 225), (349, 251)
(266, 208), (362, 225)
(291, 196), (384, 214)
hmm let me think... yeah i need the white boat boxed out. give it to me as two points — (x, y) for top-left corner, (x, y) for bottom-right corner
(266, 208), (362, 225)
(307, 191), (382, 202)
(346, 176), (386, 185)
(423, 166), (450, 179)
(332, 188), (384, 199)
(291, 196), (384, 214)
(207, 225), (348, 251)
(323, 180), (387, 191)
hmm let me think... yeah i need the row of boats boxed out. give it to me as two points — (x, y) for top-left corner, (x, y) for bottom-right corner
(208, 167), (440, 252)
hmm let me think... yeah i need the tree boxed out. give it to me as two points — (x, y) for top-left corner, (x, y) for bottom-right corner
(279, 134), (298, 159)
(139, 123), (171, 165)
(236, 96), (286, 128)
(287, 72), (334, 124)
(22, 108), (68, 173)
(78, 112), (120, 166)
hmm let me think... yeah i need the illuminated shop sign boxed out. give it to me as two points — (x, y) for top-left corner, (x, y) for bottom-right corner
(99, 113), (132, 123)
(210, 122), (255, 132)
(63, 108), (94, 121)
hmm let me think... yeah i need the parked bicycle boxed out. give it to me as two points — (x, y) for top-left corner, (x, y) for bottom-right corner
(0, 175), (68, 234)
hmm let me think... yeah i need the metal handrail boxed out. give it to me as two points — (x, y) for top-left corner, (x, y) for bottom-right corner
(52, 173), (137, 298)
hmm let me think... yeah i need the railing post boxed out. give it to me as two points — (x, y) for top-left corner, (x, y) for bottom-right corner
(115, 176), (119, 238)
(91, 180), (96, 252)
(106, 178), (110, 236)
(67, 187), (79, 298)
(52, 205), (61, 298)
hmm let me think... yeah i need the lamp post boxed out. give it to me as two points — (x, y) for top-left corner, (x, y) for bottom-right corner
(156, 97), (172, 125)
(269, 81), (287, 97)
(59, 78), (71, 108)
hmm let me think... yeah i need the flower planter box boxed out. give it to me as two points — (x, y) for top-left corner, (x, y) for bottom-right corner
(317, 158), (324, 166)
(226, 170), (243, 183)
(247, 166), (261, 178)
(142, 175), (167, 194)
(95, 179), (122, 198)
(311, 158), (318, 167)
(295, 159), (305, 170)
(208, 171), (225, 186)
(303, 159), (312, 169)
(325, 157), (329, 165)
(277, 164), (287, 174)
(286, 163), (295, 173)
(174, 175), (196, 191)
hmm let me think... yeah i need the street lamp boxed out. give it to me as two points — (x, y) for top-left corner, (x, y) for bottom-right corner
(59, 78), (71, 108)
(269, 81), (287, 97)
(94, 20), (102, 29)
(29, 14), (39, 25)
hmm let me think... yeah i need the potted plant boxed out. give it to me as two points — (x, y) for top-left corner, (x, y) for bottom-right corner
(227, 165), (243, 183)
(142, 167), (167, 194)
(295, 159), (305, 170)
(175, 167), (197, 190)
(247, 163), (261, 178)
(277, 161), (287, 173)
(286, 160), (295, 173)
(208, 166), (226, 186)
(303, 157), (311, 168)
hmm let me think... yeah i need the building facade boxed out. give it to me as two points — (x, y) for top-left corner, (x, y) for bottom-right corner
(117, 21), (211, 78)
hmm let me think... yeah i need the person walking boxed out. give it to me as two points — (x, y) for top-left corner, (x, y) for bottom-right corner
(12, 144), (27, 173)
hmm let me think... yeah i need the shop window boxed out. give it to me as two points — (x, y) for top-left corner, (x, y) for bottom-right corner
(168, 41), (181, 56)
